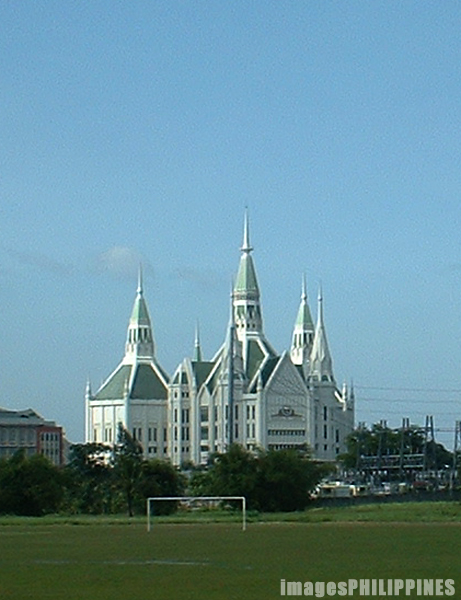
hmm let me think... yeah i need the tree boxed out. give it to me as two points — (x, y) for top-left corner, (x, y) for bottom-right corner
(112, 425), (144, 517)
(190, 444), (259, 507)
(189, 444), (325, 512)
(140, 459), (185, 515)
(64, 443), (113, 514)
(256, 449), (325, 512)
(0, 451), (64, 516)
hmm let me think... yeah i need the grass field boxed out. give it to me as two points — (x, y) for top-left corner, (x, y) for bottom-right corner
(1, 503), (460, 599)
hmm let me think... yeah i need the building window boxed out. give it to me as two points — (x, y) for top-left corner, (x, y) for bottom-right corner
(323, 406), (328, 421)
(323, 425), (328, 439)
(200, 407), (208, 422)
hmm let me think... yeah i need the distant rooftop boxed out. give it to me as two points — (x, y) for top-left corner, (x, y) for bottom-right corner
(0, 407), (59, 428)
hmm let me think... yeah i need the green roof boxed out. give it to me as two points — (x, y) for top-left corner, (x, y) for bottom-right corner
(234, 253), (259, 294)
(94, 365), (132, 400)
(246, 339), (265, 382)
(192, 361), (214, 389)
(296, 301), (314, 328)
(131, 364), (168, 400)
(130, 295), (151, 325)
(248, 356), (280, 393)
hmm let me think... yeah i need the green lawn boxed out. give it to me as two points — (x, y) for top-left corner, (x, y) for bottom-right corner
(1, 505), (460, 600)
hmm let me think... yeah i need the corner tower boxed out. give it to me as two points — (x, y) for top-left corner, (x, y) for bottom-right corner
(86, 269), (169, 458)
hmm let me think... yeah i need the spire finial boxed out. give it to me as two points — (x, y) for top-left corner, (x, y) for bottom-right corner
(318, 281), (324, 322)
(137, 263), (143, 296)
(193, 321), (202, 362)
(301, 273), (307, 301)
(241, 207), (253, 253)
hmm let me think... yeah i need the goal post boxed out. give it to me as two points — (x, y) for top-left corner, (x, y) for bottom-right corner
(146, 496), (247, 532)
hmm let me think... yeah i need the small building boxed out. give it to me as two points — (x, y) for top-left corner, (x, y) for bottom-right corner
(0, 408), (65, 466)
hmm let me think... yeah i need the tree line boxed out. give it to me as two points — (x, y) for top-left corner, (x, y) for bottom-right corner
(0, 425), (326, 517)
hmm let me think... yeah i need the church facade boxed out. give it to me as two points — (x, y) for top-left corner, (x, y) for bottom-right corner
(85, 215), (354, 464)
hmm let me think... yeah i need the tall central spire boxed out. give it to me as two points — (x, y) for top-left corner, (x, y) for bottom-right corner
(124, 265), (155, 361)
(233, 210), (263, 340)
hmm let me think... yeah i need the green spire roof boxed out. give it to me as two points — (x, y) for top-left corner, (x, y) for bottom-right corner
(130, 295), (151, 325)
(193, 322), (203, 362)
(234, 253), (259, 294)
(130, 267), (152, 326)
(125, 268), (155, 360)
(310, 288), (334, 382)
(295, 276), (313, 328)
(234, 211), (260, 295)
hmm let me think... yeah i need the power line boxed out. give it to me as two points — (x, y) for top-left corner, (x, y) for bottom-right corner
(357, 385), (461, 394)
(358, 396), (461, 404)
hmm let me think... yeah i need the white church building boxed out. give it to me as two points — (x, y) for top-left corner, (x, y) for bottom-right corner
(85, 215), (354, 464)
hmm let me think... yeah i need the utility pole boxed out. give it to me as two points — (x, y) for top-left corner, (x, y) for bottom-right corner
(228, 293), (235, 448)
(451, 420), (461, 492)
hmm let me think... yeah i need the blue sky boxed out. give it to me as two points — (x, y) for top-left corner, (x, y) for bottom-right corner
(1, 1), (461, 447)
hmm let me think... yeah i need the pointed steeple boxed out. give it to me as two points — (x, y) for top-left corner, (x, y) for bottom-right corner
(124, 266), (155, 361)
(233, 210), (263, 340)
(193, 322), (203, 362)
(309, 286), (334, 383)
(290, 274), (315, 370)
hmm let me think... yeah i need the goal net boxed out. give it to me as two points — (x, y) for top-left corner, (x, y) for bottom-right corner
(146, 496), (247, 532)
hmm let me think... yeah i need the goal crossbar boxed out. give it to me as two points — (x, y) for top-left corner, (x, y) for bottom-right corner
(146, 496), (246, 532)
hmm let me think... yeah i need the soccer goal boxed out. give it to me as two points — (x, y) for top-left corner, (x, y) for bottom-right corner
(146, 496), (247, 532)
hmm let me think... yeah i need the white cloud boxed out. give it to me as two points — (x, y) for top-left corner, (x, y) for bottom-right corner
(93, 246), (153, 280)
(2, 246), (74, 276)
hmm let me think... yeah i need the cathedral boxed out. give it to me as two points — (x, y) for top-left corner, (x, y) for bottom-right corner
(85, 214), (354, 464)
